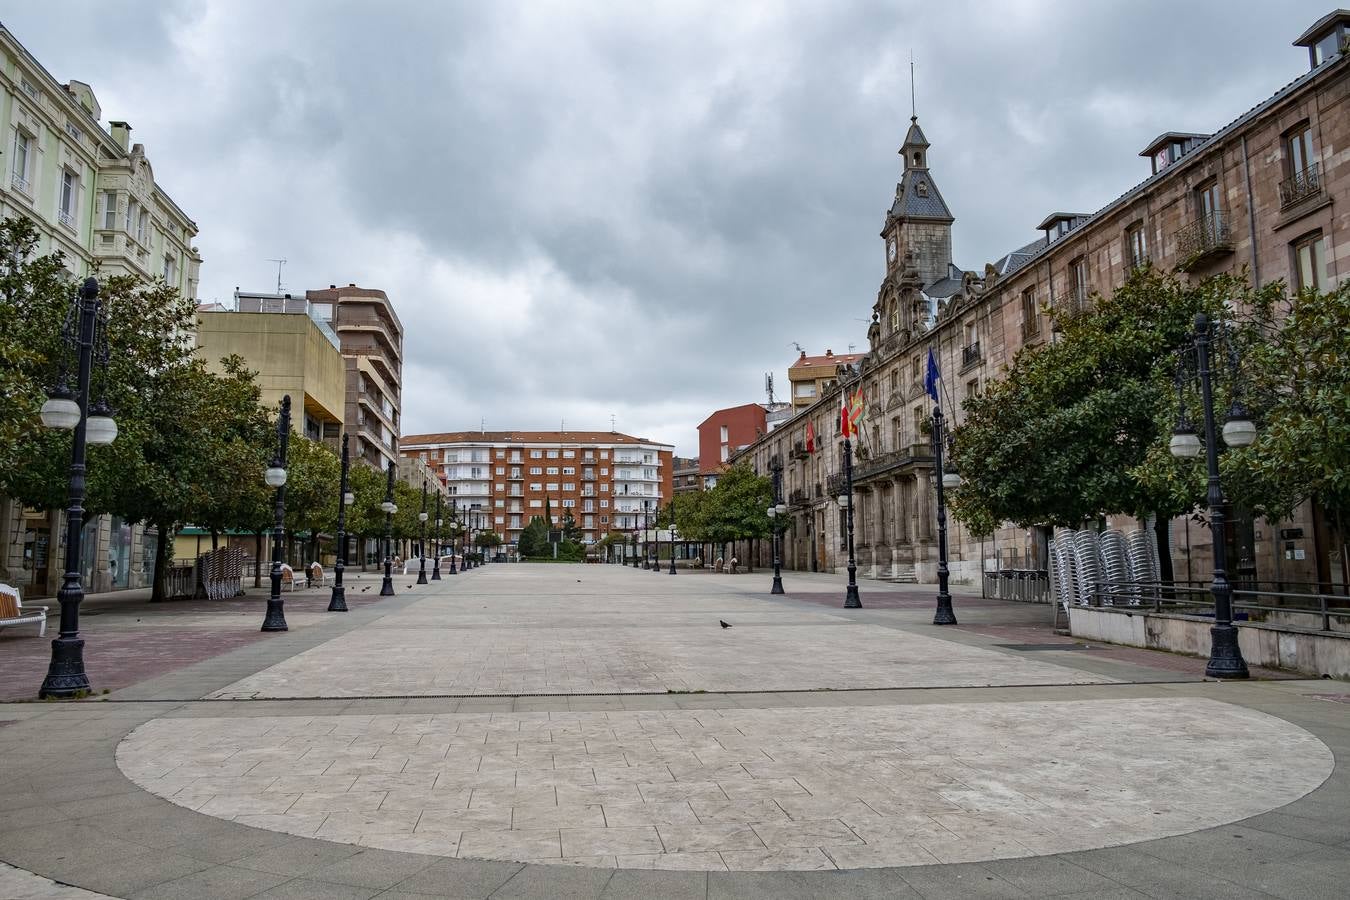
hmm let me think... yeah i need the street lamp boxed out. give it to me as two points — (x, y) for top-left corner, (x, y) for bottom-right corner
(640, 503), (650, 569)
(668, 505), (679, 575)
(432, 493), (443, 580)
(448, 501), (458, 574)
(38, 277), (116, 698)
(630, 514), (640, 568)
(417, 480), (429, 584)
(768, 456), (786, 594)
(261, 396), (293, 631)
(328, 433), (353, 612)
(1170, 312), (1255, 679)
(379, 462), (396, 596)
(930, 407), (958, 626)
(837, 434), (862, 609)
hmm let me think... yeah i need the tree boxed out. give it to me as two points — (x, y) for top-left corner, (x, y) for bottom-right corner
(560, 508), (582, 543)
(518, 516), (549, 558)
(281, 436), (341, 564)
(948, 268), (1272, 534)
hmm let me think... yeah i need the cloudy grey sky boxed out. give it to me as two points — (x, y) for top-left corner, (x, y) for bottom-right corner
(7, 1), (1331, 455)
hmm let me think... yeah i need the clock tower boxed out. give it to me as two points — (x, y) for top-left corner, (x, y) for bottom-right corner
(881, 115), (954, 289)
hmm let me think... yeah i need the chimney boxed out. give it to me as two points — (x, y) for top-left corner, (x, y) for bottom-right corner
(109, 121), (131, 152)
(825, 349), (833, 357)
(798, 350), (806, 360)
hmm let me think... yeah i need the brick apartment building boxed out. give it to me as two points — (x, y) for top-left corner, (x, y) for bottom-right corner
(696, 403), (768, 488)
(737, 9), (1350, 590)
(399, 431), (675, 547)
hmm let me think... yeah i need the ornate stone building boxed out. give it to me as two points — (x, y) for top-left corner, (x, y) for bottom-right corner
(737, 9), (1350, 591)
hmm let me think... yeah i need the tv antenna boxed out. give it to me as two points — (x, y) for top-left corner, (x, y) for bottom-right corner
(610, 414), (617, 432)
(265, 258), (286, 293)
(791, 341), (804, 353)
(764, 372), (776, 405)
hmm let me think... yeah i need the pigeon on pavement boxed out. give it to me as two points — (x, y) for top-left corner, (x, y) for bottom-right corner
(719, 620), (731, 629)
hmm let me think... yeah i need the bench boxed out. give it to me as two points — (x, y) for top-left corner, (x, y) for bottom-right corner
(307, 562), (326, 587)
(279, 564), (300, 592)
(0, 583), (47, 637)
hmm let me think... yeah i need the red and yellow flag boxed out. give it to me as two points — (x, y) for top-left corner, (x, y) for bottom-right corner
(805, 420), (817, 453)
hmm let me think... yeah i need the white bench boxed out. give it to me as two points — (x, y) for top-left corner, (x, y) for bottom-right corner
(307, 562), (326, 587)
(279, 564), (300, 592)
(402, 558), (430, 575)
(0, 583), (47, 637)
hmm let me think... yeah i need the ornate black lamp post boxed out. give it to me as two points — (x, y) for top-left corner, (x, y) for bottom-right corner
(630, 514), (640, 568)
(328, 433), (353, 612)
(652, 504), (662, 575)
(640, 503), (651, 569)
(38, 277), (117, 698)
(417, 480), (429, 584)
(767, 456), (787, 594)
(379, 462), (397, 596)
(837, 435), (862, 608)
(1169, 312), (1256, 679)
(432, 493), (443, 580)
(261, 396), (293, 631)
(931, 407), (958, 625)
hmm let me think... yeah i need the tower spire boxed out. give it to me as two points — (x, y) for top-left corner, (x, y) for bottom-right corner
(910, 51), (916, 122)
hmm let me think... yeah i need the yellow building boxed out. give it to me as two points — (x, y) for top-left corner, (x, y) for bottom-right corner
(787, 348), (864, 412)
(195, 292), (346, 445)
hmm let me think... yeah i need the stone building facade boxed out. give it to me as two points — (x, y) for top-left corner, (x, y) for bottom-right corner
(737, 10), (1350, 592)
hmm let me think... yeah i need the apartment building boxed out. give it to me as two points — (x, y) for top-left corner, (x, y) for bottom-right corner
(738, 9), (1349, 590)
(0, 22), (201, 296)
(399, 431), (675, 546)
(306, 285), (403, 471)
(787, 349), (864, 412)
(0, 22), (202, 598)
(672, 456), (702, 494)
(195, 292), (346, 447)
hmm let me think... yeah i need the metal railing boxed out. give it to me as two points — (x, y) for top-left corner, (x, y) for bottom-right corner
(1084, 580), (1349, 633)
(10, 172), (31, 196)
(1279, 163), (1322, 208)
(962, 341), (981, 367)
(1177, 211), (1233, 264)
(982, 569), (1051, 603)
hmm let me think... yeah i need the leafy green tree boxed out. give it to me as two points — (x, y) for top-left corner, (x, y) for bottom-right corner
(518, 516), (548, 558)
(700, 463), (771, 549)
(560, 508), (582, 542)
(948, 268), (1272, 533)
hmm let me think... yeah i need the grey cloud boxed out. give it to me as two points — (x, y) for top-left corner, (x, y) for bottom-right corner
(3, 0), (1332, 453)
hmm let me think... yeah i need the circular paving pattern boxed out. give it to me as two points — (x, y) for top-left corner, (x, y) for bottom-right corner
(117, 697), (1332, 871)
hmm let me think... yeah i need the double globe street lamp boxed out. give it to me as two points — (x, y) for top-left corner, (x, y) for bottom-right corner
(261, 396), (292, 632)
(38, 277), (118, 698)
(1168, 312), (1257, 679)
(328, 433), (354, 612)
(432, 493), (443, 581)
(767, 456), (787, 594)
(417, 480), (429, 585)
(931, 407), (960, 626)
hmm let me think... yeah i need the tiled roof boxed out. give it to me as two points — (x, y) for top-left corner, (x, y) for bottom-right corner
(990, 238), (1049, 277)
(887, 168), (953, 222)
(400, 430), (671, 447)
(790, 352), (864, 369)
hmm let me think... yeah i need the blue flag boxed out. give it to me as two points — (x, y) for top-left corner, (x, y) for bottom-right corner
(924, 347), (941, 403)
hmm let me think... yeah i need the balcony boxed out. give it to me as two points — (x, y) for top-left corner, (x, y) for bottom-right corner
(1279, 163), (1322, 209)
(9, 172), (32, 198)
(1176, 211), (1234, 271)
(789, 442), (808, 460)
(961, 340), (982, 368)
(789, 487), (808, 507)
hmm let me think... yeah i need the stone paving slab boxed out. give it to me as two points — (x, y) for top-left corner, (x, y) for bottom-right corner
(0, 862), (117, 899)
(207, 567), (1112, 699)
(116, 696), (1331, 872)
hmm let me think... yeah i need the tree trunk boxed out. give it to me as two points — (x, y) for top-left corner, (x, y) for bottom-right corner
(151, 524), (169, 602)
(211, 529), (219, 550)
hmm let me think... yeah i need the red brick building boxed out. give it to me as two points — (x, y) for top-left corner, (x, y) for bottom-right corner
(697, 404), (768, 486)
(399, 431), (674, 547)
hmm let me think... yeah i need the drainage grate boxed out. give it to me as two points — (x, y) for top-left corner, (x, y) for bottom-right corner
(995, 642), (1092, 652)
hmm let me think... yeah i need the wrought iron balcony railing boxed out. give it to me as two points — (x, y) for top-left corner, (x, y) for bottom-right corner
(1279, 163), (1322, 208)
(962, 341), (982, 367)
(1176, 211), (1233, 269)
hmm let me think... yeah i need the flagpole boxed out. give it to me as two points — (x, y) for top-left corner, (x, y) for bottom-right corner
(926, 347), (958, 626)
(841, 389), (862, 609)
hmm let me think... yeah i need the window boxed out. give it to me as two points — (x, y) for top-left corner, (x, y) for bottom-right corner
(495, 516), (505, 524)
(495, 466), (504, 475)
(600, 499), (609, 508)
(720, 445), (729, 462)
(101, 191), (117, 229)
(601, 451), (609, 458)
(1196, 180), (1221, 220)
(562, 467), (575, 475)
(600, 516), (609, 524)
(889, 370), (898, 395)
(1287, 123), (1316, 179)
(494, 499), (504, 508)
(1293, 233), (1328, 292)
(547, 482), (559, 491)
(719, 425), (728, 442)
(911, 356), (920, 381)
(163, 254), (176, 283)
(58, 170), (78, 228)
(124, 199), (136, 233)
(510, 467), (521, 478)
(10, 131), (32, 192)
(530, 499), (543, 508)
(530, 467), (542, 475)
(966, 378), (979, 400)
(793, 382), (816, 398)
(547, 450), (559, 459)
(530, 450), (543, 459)
(1126, 223), (1148, 269)
(546, 467), (558, 475)
(600, 483), (609, 492)
(563, 483), (575, 491)
(529, 482), (542, 491)
(563, 450), (575, 458)
(562, 499), (575, 508)
(1313, 30), (1341, 66)
(913, 406), (924, 440)
(495, 449), (505, 458)
(1069, 257), (1089, 309)
(1021, 288), (1039, 336)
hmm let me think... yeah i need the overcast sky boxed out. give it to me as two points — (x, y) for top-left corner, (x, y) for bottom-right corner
(7, 1), (1331, 455)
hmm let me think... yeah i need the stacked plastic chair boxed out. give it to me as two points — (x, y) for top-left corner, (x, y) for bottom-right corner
(1126, 529), (1160, 605)
(1071, 530), (1103, 606)
(1098, 530), (1131, 606)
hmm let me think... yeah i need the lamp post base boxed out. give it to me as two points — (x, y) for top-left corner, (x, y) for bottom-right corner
(933, 592), (958, 625)
(417, 568), (428, 585)
(261, 599), (288, 631)
(328, 586), (347, 612)
(431, 564), (441, 581)
(844, 585), (862, 608)
(770, 575), (784, 594)
(380, 563), (395, 596)
(39, 637), (91, 698)
(1205, 623), (1250, 679)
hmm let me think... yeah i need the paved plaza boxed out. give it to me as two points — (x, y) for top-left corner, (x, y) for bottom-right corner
(1, 565), (1348, 898)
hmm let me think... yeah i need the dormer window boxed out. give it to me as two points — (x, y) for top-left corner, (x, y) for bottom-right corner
(1294, 11), (1350, 70)
(915, 181), (928, 198)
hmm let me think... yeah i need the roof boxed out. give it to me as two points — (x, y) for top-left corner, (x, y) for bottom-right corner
(1295, 9), (1350, 46)
(901, 117), (929, 150)
(696, 403), (768, 429)
(990, 237), (1049, 277)
(401, 430), (672, 448)
(887, 168), (954, 222)
(1035, 212), (1090, 231)
(923, 268), (965, 300)
(789, 352), (864, 370)
(1137, 132), (1210, 158)
(985, 50), (1348, 291)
